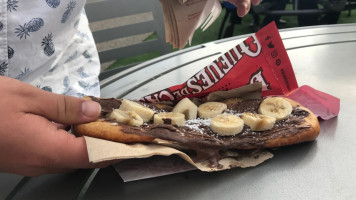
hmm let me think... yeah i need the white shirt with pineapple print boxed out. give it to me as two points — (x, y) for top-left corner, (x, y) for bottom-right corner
(0, 0), (101, 97)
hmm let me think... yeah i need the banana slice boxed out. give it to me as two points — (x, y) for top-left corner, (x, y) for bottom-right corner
(172, 98), (198, 120)
(241, 112), (276, 131)
(154, 112), (185, 126)
(119, 99), (154, 122)
(108, 109), (143, 127)
(258, 97), (293, 121)
(198, 102), (227, 119)
(210, 114), (244, 136)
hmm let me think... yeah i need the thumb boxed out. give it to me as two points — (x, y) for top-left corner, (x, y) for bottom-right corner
(27, 90), (101, 125)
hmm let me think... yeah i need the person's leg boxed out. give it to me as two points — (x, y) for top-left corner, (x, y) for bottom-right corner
(298, 0), (320, 26)
(320, 11), (341, 24)
(249, 8), (261, 31)
(223, 8), (242, 38)
(262, 0), (288, 27)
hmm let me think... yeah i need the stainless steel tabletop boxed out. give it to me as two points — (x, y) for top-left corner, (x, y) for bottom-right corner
(2, 23), (356, 200)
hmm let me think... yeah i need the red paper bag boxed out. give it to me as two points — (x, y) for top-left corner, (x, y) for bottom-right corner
(142, 22), (298, 102)
(141, 22), (340, 120)
(285, 85), (340, 120)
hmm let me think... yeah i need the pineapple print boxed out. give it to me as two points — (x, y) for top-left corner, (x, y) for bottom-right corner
(7, 0), (18, 12)
(41, 34), (55, 56)
(74, 19), (80, 28)
(49, 64), (58, 73)
(61, 1), (77, 23)
(82, 50), (93, 63)
(64, 51), (78, 64)
(0, 62), (8, 76)
(15, 68), (31, 80)
(8, 46), (14, 59)
(77, 67), (90, 78)
(63, 76), (73, 95)
(46, 0), (61, 8)
(78, 81), (99, 91)
(37, 85), (53, 92)
(82, 50), (92, 59)
(15, 18), (44, 39)
(76, 93), (85, 98)
(41, 86), (53, 92)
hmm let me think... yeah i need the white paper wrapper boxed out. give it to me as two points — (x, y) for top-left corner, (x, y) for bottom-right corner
(85, 136), (273, 181)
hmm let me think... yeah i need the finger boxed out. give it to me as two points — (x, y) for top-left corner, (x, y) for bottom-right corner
(14, 115), (93, 176)
(53, 122), (70, 131)
(25, 88), (101, 125)
(225, 0), (251, 17)
(54, 134), (120, 169)
(49, 131), (92, 169)
(38, 125), (113, 170)
(236, 1), (251, 17)
(24, 113), (93, 169)
(42, 127), (121, 171)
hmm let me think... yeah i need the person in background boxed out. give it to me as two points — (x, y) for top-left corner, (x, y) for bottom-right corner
(260, 0), (289, 27)
(298, 0), (320, 26)
(298, 0), (346, 26)
(0, 0), (261, 177)
(220, 2), (260, 38)
(318, 0), (346, 25)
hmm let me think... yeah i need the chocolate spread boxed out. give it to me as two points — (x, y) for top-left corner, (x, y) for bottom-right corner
(91, 97), (121, 113)
(90, 97), (310, 168)
(92, 96), (310, 149)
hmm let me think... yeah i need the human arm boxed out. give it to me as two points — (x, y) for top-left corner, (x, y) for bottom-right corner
(0, 76), (109, 176)
(224, 0), (261, 17)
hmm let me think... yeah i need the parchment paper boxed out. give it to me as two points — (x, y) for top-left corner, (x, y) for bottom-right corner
(85, 136), (273, 172)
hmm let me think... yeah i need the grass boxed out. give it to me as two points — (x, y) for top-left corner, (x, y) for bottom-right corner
(105, 5), (356, 71)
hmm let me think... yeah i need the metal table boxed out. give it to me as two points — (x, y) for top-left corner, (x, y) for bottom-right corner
(2, 23), (356, 200)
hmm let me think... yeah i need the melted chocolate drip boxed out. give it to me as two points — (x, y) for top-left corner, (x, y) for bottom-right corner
(90, 97), (121, 113)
